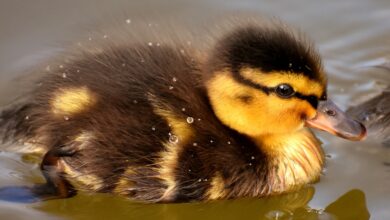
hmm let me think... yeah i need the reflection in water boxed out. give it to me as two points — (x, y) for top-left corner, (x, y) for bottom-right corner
(0, 201), (60, 220)
(36, 187), (369, 220)
(324, 190), (370, 220)
(0, 150), (374, 220)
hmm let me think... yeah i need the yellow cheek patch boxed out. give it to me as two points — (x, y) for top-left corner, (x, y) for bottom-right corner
(206, 71), (262, 136)
(265, 95), (317, 124)
(207, 71), (307, 136)
(207, 70), (319, 136)
(51, 87), (97, 115)
(240, 67), (325, 98)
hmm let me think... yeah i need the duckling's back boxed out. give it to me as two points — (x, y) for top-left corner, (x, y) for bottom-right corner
(0, 42), (217, 201)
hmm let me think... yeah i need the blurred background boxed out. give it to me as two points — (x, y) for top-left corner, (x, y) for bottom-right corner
(0, 0), (389, 219)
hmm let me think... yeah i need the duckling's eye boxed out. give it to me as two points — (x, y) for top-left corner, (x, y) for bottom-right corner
(275, 84), (295, 98)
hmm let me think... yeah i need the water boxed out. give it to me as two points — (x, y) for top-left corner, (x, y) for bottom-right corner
(0, 0), (389, 219)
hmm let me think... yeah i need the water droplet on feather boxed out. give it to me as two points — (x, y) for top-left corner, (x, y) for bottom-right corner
(186, 117), (194, 124)
(169, 134), (179, 144)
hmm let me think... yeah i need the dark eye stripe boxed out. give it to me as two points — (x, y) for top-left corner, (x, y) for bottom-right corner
(232, 70), (320, 108)
(294, 93), (318, 108)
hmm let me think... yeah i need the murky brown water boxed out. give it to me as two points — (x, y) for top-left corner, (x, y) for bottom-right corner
(0, 0), (389, 219)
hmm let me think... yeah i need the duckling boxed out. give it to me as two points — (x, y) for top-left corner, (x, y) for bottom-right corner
(0, 20), (366, 203)
(348, 86), (389, 146)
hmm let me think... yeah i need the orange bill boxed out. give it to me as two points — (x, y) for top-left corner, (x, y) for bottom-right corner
(305, 99), (367, 141)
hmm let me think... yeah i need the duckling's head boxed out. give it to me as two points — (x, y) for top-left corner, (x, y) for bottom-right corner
(205, 24), (366, 140)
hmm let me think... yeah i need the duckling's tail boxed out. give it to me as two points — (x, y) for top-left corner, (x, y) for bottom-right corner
(0, 102), (37, 148)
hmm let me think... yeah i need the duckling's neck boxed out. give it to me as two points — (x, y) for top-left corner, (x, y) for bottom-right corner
(253, 128), (325, 194)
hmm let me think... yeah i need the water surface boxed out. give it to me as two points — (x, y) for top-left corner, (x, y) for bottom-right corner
(0, 0), (389, 219)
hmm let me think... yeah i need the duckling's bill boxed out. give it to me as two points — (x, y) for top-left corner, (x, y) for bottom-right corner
(305, 99), (366, 141)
